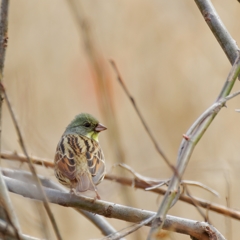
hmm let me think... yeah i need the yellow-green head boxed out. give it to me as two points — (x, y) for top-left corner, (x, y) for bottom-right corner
(65, 113), (107, 141)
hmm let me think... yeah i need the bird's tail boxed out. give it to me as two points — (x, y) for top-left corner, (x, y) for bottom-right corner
(76, 172), (95, 192)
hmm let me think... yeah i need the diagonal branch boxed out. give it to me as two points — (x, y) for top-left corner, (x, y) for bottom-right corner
(110, 60), (174, 172)
(194, 0), (239, 67)
(0, 84), (62, 240)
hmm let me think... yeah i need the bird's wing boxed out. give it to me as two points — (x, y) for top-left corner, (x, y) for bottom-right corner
(86, 141), (106, 185)
(54, 135), (81, 181)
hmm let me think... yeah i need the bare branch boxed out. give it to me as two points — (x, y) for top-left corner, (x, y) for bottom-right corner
(1, 152), (54, 168)
(110, 60), (175, 172)
(0, 0), (8, 74)
(49, 183), (120, 237)
(3, 175), (226, 240)
(2, 168), (119, 238)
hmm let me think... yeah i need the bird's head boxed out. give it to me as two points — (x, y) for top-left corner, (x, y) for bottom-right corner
(65, 113), (107, 141)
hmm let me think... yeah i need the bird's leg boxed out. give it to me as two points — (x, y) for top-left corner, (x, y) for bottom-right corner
(95, 190), (101, 200)
(90, 187), (100, 203)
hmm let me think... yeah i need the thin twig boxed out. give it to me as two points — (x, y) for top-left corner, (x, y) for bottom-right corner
(1, 152), (54, 168)
(182, 90), (240, 141)
(0, 84), (62, 240)
(109, 60), (174, 173)
(3, 175), (226, 240)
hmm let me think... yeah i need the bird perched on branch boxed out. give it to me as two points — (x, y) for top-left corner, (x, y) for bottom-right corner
(54, 113), (107, 199)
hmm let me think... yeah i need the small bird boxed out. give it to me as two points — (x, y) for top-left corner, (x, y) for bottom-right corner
(54, 113), (107, 199)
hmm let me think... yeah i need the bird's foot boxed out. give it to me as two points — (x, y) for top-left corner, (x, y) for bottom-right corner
(90, 191), (100, 203)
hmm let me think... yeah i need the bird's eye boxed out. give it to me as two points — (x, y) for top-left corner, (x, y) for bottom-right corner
(84, 122), (91, 128)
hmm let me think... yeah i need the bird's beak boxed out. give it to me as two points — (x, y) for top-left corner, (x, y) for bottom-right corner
(95, 123), (107, 132)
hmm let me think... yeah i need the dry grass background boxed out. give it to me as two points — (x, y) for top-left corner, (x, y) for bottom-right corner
(1, 0), (240, 239)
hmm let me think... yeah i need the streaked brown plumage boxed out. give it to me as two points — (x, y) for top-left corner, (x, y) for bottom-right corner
(54, 113), (106, 199)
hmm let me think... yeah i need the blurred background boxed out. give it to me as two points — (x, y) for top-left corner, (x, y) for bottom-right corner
(1, 0), (240, 239)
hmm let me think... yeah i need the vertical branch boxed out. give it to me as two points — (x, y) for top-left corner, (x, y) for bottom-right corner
(0, 0), (8, 74)
(109, 60), (172, 170)
(0, 0), (22, 237)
